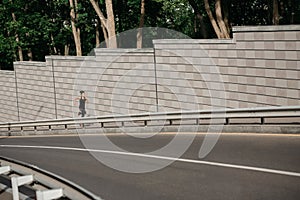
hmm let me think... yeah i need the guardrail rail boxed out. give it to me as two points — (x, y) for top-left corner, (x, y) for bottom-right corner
(0, 106), (299, 135)
(0, 156), (101, 200)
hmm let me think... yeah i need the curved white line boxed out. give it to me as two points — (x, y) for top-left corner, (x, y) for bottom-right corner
(1, 144), (300, 178)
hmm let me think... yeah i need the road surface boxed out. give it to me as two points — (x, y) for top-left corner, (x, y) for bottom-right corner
(0, 132), (300, 200)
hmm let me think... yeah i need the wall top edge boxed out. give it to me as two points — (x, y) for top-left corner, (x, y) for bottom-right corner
(14, 61), (46, 67)
(45, 56), (95, 61)
(94, 48), (154, 53)
(153, 39), (234, 44)
(232, 25), (300, 32)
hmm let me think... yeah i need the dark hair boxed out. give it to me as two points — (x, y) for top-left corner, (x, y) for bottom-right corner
(80, 90), (85, 94)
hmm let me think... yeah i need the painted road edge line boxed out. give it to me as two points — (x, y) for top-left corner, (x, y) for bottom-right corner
(1, 144), (300, 178)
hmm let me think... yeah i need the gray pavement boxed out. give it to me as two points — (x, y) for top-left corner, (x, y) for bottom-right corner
(0, 133), (300, 200)
(0, 191), (12, 200)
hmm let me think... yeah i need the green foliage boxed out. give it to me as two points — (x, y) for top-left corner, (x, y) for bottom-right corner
(153, 0), (194, 36)
(0, 34), (16, 70)
(228, 0), (300, 26)
(0, 0), (300, 70)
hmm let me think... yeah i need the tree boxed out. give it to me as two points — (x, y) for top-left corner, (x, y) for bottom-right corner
(90, 0), (117, 48)
(154, 0), (195, 37)
(203, 0), (230, 38)
(137, 0), (145, 48)
(273, 0), (279, 24)
(69, 0), (82, 56)
(1, 0), (300, 70)
(221, 0), (230, 34)
(188, 0), (208, 38)
(10, 0), (23, 61)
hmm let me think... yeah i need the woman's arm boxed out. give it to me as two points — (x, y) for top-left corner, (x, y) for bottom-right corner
(74, 97), (80, 105)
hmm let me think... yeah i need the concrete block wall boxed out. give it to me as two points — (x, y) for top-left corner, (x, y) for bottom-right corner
(1, 25), (299, 122)
(14, 61), (56, 121)
(48, 56), (96, 118)
(49, 49), (155, 119)
(0, 70), (18, 122)
(93, 49), (156, 116)
(153, 25), (300, 110)
(154, 40), (230, 111)
(231, 26), (300, 107)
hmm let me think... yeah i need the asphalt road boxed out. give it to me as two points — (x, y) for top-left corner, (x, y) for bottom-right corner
(0, 132), (300, 200)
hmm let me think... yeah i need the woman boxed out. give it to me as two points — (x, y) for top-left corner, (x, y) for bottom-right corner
(74, 90), (88, 117)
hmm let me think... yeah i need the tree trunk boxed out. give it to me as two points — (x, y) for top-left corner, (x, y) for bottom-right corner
(51, 34), (58, 54)
(96, 21), (100, 47)
(290, 0), (295, 24)
(101, 23), (109, 48)
(203, 0), (230, 39)
(215, 0), (230, 38)
(69, 0), (82, 56)
(105, 0), (117, 48)
(203, 0), (222, 38)
(90, 0), (107, 29)
(90, 0), (106, 47)
(11, 11), (23, 61)
(188, 0), (208, 38)
(15, 34), (23, 61)
(27, 48), (33, 61)
(64, 44), (70, 56)
(273, 0), (279, 25)
(222, 0), (231, 34)
(137, 0), (145, 48)
(25, 32), (33, 61)
(197, 13), (208, 39)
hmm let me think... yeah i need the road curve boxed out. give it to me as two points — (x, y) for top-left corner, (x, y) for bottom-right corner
(0, 133), (300, 200)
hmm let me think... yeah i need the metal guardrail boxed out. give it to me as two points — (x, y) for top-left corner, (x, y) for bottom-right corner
(0, 156), (102, 200)
(0, 106), (299, 134)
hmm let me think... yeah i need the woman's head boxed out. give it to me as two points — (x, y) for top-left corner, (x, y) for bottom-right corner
(80, 90), (85, 96)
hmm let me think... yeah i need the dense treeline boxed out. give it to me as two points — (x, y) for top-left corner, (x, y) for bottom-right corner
(0, 0), (299, 70)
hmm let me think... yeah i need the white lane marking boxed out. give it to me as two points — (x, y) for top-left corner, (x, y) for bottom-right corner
(1, 132), (300, 139)
(1, 144), (300, 178)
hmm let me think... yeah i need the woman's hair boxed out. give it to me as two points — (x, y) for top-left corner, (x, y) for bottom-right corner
(80, 90), (85, 94)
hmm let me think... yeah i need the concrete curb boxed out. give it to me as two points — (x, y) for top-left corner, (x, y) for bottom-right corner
(1, 125), (299, 136)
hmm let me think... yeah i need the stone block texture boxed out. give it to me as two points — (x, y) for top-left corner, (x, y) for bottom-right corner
(14, 61), (56, 121)
(93, 49), (156, 116)
(50, 49), (155, 119)
(0, 70), (18, 122)
(50, 56), (95, 118)
(153, 25), (300, 110)
(0, 25), (299, 122)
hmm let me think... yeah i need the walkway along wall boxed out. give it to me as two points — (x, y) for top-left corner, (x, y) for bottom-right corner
(0, 25), (299, 122)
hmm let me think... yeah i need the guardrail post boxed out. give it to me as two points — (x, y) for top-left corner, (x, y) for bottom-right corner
(144, 120), (147, 127)
(0, 166), (10, 174)
(196, 119), (199, 125)
(65, 124), (68, 130)
(261, 117), (265, 125)
(11, 175), (34, 200)
(225, 118), (229, 125)
(36, 188), (63, 200)
(169, 120), (173, 125)
(8, 123), (11, 136)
